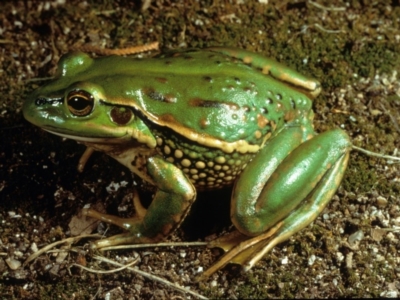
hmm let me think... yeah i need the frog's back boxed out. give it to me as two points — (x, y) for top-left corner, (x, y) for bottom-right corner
(68, 49), (314, 150)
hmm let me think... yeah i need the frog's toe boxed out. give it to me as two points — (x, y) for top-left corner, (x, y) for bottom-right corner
(197, 222), (283, 281)
(82, 206), (163, 249)
(82, 190), (153, 248)
(83, 207), (144, 231)
(207, 230), (249, 253)
(82, 189), (147, 233)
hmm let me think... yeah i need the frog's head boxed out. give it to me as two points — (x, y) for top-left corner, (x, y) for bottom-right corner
(23, 52), (156, 148)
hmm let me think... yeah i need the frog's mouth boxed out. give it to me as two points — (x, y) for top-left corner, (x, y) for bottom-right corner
(42, 124), (157, 149)
(43, 128), (129, 144)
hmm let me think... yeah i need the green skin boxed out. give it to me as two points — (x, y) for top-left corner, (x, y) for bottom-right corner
(23, 47), (352, 268)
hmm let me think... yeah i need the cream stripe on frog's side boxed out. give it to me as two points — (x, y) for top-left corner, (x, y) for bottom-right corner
(103, 96), (265, 154)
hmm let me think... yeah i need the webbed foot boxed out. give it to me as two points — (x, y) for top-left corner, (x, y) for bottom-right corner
(197, 222), (282, 281)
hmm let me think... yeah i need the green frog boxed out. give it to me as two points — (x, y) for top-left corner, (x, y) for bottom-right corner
(23, 47), (352, 279)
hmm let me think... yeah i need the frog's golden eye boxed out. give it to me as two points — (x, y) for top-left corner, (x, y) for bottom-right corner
(67, 90), (94, 116)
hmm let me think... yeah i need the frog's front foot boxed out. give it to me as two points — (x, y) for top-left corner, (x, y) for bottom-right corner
(83, 156), (196, 249)
(82, 189), (159, 248)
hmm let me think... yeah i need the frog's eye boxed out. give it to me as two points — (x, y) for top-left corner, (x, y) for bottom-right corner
(67, 90), (94, 116)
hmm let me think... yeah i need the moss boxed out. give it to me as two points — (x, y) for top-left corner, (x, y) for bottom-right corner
(38, 278), (95, 299)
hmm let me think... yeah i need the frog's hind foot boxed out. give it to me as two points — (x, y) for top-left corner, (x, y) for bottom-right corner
(196, 222), (283, 281)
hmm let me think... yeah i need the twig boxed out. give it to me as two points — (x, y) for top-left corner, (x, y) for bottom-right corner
(98, 241), (208, 252)
(72, 257), (139, 274)
(24, 234), (101, 265)
(73, 42), (159, 56)
(308, 0), (346, 11)
(352, 145), (400, 163)
(86, 255), (209, 299)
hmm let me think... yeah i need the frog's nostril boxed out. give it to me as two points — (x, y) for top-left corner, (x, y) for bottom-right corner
(35, 97), (47, 106)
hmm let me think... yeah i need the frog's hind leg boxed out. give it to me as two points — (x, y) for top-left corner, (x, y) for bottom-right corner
(198, 128), (351, 280)
(243, 147), (349, 272)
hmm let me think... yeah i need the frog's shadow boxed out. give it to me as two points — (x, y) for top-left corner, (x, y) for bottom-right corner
(138, 186), (232, 241)
(181, 188), (232, 240)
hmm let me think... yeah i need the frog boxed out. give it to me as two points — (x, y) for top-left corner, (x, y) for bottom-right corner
(23, 47), (352, 279)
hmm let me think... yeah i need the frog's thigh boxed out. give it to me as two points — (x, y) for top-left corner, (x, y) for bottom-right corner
(232, 129), (351, 237)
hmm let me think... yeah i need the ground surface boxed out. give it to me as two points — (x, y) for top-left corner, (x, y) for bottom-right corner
(1, 0), (400, 299)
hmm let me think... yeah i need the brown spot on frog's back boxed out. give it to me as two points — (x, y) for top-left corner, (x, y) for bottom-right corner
(243, 56), (253, 64)
(199, 117), (209, 129)
(203, 76), (213, 83)
(257, 113), (269, 128)
(284, 110), (297, 122)
(156, 77), (168, 84)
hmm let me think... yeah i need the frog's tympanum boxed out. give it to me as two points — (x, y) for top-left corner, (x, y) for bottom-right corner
(23, 48), (352, 279)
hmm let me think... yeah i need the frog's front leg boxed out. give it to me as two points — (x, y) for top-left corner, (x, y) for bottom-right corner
(84, 156), (196, 248)
(200, 127), (351, 280)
